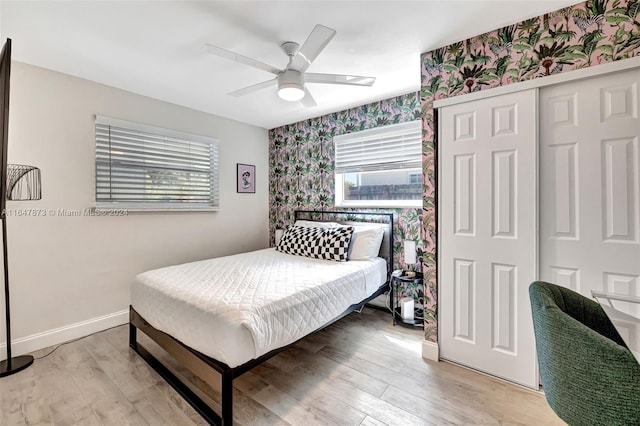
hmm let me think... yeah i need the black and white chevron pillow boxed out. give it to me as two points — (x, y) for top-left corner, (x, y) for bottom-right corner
(276, 225), (354, 262)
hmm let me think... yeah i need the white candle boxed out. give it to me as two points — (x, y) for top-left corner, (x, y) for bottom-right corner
(400, 297), (415, 321)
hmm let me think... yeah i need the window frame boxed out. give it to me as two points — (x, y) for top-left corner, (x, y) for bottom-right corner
(95, 116), (220, 212)
(334, 120), (422, 208)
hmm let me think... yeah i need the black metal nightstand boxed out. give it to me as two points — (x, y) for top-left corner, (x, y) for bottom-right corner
(391, 272), (424, 327)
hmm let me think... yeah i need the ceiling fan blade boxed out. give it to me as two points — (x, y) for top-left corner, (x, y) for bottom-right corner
(228, 78), (277, 97)
(306, 73), (376, 86)
(204, 43), (280, 75)
(289, 24), (336, 72)
(301, 87), (317, 107)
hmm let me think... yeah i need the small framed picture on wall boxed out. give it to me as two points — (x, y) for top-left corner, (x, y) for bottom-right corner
(237, 163), (256, 193)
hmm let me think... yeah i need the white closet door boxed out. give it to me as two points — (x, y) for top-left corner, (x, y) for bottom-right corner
(439, 89), (538, 388)
(540, 69), (640, 307)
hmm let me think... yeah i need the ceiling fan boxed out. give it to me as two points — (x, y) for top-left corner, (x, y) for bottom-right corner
(204, 24), (376, 107)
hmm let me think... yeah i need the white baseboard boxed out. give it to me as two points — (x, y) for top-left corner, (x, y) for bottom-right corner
(0, 309), (129, 360)
(422, 339), (439, 361)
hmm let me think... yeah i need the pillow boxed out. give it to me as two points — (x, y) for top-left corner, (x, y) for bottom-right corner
(276, 225), (354, 262)
(294, 220), (342, 229)
(348, 226), (385, 260)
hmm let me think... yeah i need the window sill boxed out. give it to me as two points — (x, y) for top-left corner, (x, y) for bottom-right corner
(335, 201), (422, 209)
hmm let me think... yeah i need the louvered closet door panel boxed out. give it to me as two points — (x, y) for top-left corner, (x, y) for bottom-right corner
(439, 89), (538, 389)
(540, 68), (640, 307)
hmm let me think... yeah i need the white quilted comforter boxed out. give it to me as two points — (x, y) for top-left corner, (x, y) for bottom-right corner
(131, 248), (386, 368)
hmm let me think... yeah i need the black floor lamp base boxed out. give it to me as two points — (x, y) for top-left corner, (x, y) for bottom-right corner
(0, 354), (33, 377)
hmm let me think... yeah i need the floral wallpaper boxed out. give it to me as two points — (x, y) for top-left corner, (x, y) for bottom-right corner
(268, 93), (432, 319)
(420, 0), (640, 341)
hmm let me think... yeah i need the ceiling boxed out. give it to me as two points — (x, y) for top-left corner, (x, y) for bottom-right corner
(1, 1), (579, 129)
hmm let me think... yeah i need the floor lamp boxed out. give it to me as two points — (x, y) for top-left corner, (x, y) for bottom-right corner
(0, 164), (41, 377)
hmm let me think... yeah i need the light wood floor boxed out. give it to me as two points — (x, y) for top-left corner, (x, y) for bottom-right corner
(0, 308), (564, 425)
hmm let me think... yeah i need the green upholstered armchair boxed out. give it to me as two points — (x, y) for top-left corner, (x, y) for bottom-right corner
(529, 281), (640, 426)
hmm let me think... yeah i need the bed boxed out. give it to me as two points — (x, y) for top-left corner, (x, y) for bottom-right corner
(129, 210), (394, 425)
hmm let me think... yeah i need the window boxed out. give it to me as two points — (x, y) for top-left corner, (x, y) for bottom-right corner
(95, 116), (219, 211)
(408, 172), (422, 185)
(334, 120), (422, 207)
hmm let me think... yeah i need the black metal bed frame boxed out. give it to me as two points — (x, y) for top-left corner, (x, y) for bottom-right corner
(129, 210), (394, 425)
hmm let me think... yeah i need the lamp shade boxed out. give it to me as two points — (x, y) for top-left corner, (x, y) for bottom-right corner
(6, 164), (41, 201)
(404, 239), (416, 265)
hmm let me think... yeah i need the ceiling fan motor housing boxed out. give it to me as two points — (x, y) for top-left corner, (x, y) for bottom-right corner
(278, 69), (304, 101)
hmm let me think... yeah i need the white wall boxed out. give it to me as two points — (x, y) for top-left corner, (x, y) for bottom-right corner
(0, 62), (269, 357)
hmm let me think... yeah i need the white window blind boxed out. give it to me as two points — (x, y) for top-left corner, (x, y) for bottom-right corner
(334, 120), (422, 174)
(95, 116), (219, 210)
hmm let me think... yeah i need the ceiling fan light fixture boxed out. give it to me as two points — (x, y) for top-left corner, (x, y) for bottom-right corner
(277, 70), (305, 102)
(278, 85), (304, 101)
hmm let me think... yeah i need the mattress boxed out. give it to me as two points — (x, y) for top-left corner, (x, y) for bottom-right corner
(131, 248), (387, 368)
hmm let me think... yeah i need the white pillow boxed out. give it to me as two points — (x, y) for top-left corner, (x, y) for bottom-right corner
(294, 220), (342, 228)
(348, 226), (385, 260)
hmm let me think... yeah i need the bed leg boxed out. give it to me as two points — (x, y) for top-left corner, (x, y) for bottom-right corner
(221, 370), (233, 425)
(129, 322), (137, 349)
